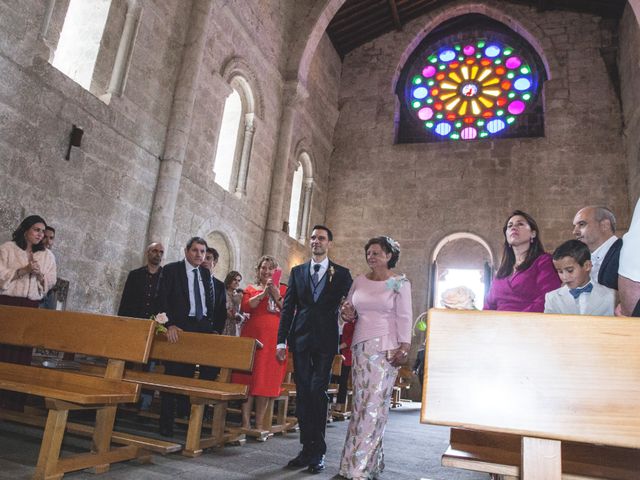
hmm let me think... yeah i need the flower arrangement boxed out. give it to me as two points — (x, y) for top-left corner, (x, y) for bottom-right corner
(328, 266), (335, 283)
(385, 274), (408, 293)
(151, 312), (168, 334)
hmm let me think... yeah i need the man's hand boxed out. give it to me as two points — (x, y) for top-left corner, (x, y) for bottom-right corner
(276, 347), (287, 362)
(166, 325), (183, 343)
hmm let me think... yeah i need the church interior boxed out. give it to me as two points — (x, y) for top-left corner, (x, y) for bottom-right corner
(0, 0), (638, 478)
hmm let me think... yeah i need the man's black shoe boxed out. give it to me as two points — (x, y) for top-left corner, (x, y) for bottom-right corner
(307, 456), (325, 474)
(287, 451), (311, 468)
(159, 424), (173, 437)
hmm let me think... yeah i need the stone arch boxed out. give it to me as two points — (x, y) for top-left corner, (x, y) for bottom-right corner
(430, 232), (494, 309)
(288, 140), (316, 243)
(198, 226), (240, 281)
(390, 2), (554, 94)
(285, 0), (346, 84)
(292, 139), (316, 180)
(630, 0), (640, 29)
(215, 57), (264, 196)
(220, 56), (264, 119)
(432, 232), (494, 265)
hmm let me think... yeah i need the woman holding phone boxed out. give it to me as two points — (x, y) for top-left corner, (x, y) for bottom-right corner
(232, 255), (287, 431)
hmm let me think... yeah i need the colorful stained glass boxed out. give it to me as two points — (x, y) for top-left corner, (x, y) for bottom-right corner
(405, 38), (538, 141)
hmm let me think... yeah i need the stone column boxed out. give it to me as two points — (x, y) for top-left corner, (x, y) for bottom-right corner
(147, 0), (213, 247)
(263, 80), (309, 256)
(297, 178), (314, 243)
(101, 0), (142, 103)
(33, 0), (57, 63)
(234, 113), (256, 197)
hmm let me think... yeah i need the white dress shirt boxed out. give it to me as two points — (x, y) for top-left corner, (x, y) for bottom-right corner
(620, 198), (640, 282)
(590, 235), (618, 282)
(185, 260), (207, 317)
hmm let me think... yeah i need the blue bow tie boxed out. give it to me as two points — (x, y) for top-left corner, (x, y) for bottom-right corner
(569, 283), (593, 299)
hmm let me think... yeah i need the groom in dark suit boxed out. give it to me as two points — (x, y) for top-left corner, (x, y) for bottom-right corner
(277, 225), (352, 473)
(156, 237), (226, 437)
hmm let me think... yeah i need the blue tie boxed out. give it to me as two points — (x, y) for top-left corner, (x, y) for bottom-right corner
(569, 283), (593, 299)
(193, 268), (203, 320)
(312, 264), (321, 301)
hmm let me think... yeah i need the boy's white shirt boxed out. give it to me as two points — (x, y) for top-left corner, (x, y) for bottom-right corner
(544, 282), (615, 316)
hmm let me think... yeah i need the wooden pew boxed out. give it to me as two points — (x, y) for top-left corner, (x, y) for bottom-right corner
(421, 308), (640, 480)
(83, 333), (259, 457)
(390, 365), (413, 408)
(0, 305), (155, 480)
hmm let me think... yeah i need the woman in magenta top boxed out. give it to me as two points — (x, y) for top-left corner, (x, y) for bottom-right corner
(485, 210), (561, 312)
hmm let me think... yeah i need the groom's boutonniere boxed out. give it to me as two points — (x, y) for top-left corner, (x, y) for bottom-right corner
(328, 266), (335, 283)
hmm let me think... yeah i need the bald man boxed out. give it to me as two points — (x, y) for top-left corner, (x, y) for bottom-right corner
(572, 206), (622, 289)
(118, 242), (165, 319)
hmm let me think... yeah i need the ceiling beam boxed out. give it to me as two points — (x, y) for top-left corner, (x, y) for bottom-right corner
(387, 0), (402, 31)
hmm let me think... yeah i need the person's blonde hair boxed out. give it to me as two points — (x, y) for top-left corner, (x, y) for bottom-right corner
(254, 255), (278, 284)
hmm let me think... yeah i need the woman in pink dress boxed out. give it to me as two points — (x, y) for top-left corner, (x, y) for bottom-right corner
(232, 255), (287, 431)
(484, 210), (561, 312)
(338, 236), (412, 479)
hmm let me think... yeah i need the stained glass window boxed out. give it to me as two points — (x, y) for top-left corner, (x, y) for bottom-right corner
(396, 15), (546, 143)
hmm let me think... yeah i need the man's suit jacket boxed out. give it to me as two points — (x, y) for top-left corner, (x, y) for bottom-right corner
(544, 283), (615, 316)
(598, 238), (622, 290)
(117, 266), (162, 318)
(278, 260), (352, 353)
(156, 260), (226, 334)
(211, 274), (227, 331)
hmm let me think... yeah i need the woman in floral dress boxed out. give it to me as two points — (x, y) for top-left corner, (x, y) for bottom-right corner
(339, 236), (412, 479)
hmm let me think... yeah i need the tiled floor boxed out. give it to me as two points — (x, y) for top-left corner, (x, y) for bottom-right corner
(0, 403), (487, 479)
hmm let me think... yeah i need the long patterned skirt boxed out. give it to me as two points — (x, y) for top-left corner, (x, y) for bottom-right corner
(339, 337), (399, 479)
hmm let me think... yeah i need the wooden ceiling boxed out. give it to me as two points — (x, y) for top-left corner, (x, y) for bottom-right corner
(326, 0), (627, 57)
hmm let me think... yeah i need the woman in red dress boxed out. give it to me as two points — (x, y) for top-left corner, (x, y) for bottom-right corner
(233, 255), (287, 430)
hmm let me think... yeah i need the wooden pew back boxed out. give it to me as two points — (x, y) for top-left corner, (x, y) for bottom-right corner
(0, 305), (156, 478)
(0, 305), (154, 363)
(148, 332), (256, 374)
(421, 308), (640, 450)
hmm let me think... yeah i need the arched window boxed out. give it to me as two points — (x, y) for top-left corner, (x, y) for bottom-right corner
(396, 14), (546, 143)
(430, 232), (494, 310)
(44, 0), (141, 102)
(52, 0), (111, 90)
(214, 89), (243, 190)
(213, 76), (256, 195)
(287, 151), (314, 243)
(205, 231), (234, 280)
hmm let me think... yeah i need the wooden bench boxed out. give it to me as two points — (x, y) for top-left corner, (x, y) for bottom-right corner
(0, 305), (155, 480)
(421, 308), (640, 480)
(83, 333), (259, 457)
(390, 365), (413, 408)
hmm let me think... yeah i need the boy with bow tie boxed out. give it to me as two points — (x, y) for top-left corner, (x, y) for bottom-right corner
(545, 240), (615, 316)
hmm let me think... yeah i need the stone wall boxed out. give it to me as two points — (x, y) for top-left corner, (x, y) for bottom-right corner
(0, 1), (342, 313)
(619, 3), (640, 208)
(168, 5), (341, 284)
(326, 0), (630, 324)
(0, 0), (190, 313)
